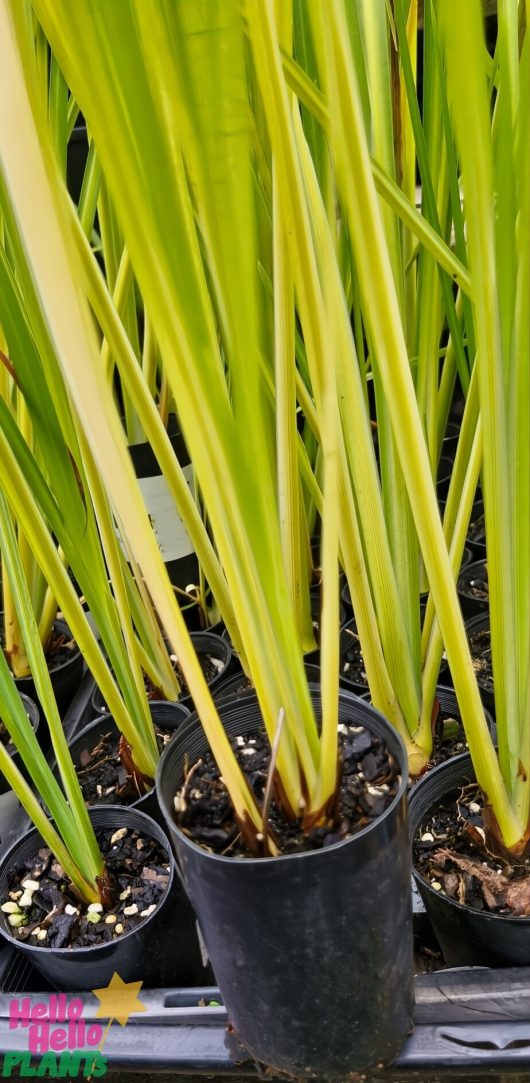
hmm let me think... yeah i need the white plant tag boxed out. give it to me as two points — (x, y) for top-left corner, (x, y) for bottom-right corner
(137, 464), (195, 562)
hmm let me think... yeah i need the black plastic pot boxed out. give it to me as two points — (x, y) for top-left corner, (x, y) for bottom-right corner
(156, 689), (413, 1077)
(436, 455), (454, 500)
(342, 569), (473, 627)
(90, 631), (232, 715)
(457, 559), (488, 619)
(339, 618), (448, 696)
(0, 805), (179, 990)
(129, 416), (199, 590)
(63, 701), (190, 825)
(304, 589), (348, 665)
(212, 671), (252, 704)
(431, 684), (496, 757)
(213, 662), (326, 706)
(466, 497), (486, 561)
(341, 577), (354, 617)
(337, 618), (369, 695)
(409, 753), (530, 967)
(441, 421), (460, 461)
(0, 694), (39, 800)
(464, 612), (494, 714)
(360, 685), (496, 775)
(420, 550), (474, 625)
(8, 619), (83, 721)
(439, 495), (486, 564)
(66, 123), (89, 203)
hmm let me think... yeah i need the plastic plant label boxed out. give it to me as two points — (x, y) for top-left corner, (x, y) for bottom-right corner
(137, 465), (195, 562)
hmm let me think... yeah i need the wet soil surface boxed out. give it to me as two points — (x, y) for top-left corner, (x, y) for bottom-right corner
(468, 626), (493, 695)
(75, 726), (173, 806)
(2, 825), (169, 948)
(175, 723), (401, 857)
(458, 562), (488, 605)
(414, 781), (530, 916)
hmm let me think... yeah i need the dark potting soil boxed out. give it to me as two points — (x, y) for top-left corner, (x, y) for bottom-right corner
(76, 726), (173, 806)
(2, 825), (169, 948)
(468, 627), (493, 694)
(175, 723), (400, 857)
(146, 651), (223, 700)
(340, 626), (368, 688)
(458, 563), (489, 604)
(414, 783), (530, 917)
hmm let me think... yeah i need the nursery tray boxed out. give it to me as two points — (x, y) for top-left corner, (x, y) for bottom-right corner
(1, 672), (530, 1077)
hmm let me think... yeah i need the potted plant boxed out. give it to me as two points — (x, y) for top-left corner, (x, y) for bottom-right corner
(0, 165), (228, 798)
(2, 0), (514, 1070)
(0, 0), (423, 1074)
(0, 564), (178, 989)
(406, 0), (530, 967)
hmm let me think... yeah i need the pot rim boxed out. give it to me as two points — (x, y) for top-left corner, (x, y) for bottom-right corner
(6, 618), (81, 680)
(91, 631), (231, 712)
(156, 687), (409, 867)
(72, 699), (191, 744)
(457, 558), (488, 591)
(0, 805), (175, 955)
(410, 752), (530, 926)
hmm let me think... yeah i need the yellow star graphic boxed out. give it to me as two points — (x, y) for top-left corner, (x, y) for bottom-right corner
(92, 972), (147, 1027)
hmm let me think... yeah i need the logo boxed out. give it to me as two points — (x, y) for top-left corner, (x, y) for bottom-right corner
(1, 973), (146, 1078)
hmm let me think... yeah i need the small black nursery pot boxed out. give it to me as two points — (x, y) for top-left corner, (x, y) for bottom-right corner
(0, 693), (39, 799)
(338, 618), (450, 695)
(441, 421), (461, 461)
(303, 588), (348, 665)
(212, 671), (252, 704)
(359, 685), (496, 775)
(409, 754), (530, 968)
(213, 663), (324, 706)
(466, 497), (486, 561)
(91, 631), (231, 715)
(64, 701), (190, 826)
(436, 455), (453, 500)
(464, 613), (494, 714)
(156, 689), (413, 1078)
(10, 619), (83, 721)
(0, 806), (179, 990)
(457, 559), (488, 620)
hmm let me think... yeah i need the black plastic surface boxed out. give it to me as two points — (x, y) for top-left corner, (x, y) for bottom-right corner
(410, 753), (530, 968)
(157, 690), (413, 1076)
(0, 805), (179, 990)
(1, 672), (530, 1073)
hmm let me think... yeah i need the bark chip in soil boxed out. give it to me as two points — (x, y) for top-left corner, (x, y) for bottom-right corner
(174, 722), (400, 857)
(2, 826), (170, 948)
(414, 783), (530, 916)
